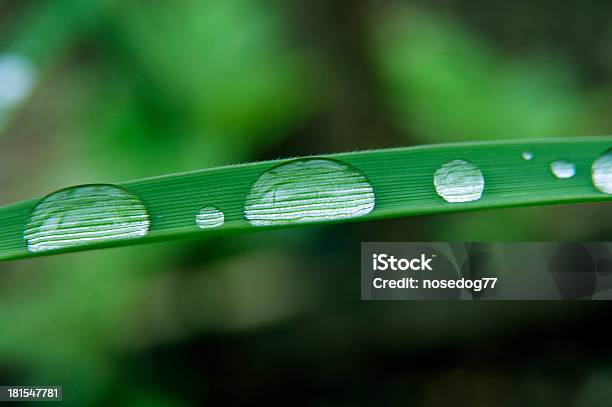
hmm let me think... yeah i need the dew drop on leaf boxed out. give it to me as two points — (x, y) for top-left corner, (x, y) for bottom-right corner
(196, 206), (225, 229)
(244, 158), (375, 226)
(550, 160), (576, 179)
(24, 185), (150, 252)
(433, 160), (484, 203)
(592, 150), (612, 194)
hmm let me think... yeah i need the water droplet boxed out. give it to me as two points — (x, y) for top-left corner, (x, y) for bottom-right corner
(592, 150), (612, 194)
(0, 54), (36, 106)
(551, 160), (575, 179)
(244, 158), (375, 226)
(522, 151), (534, 161)
(24, 185), (150, 252)
(196, 206), (225, 229)
(434, 160), (484, 203)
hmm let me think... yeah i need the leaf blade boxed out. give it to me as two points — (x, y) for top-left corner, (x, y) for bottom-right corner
(1, 137), (611, 260)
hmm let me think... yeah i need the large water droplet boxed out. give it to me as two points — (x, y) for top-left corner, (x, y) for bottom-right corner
(522, 151), (534, 161)
(24, 185), (150, 252)
(551, 160), (575, 179)
(196, 206), (225, 229)
(592, 150), (612, 194)
(244, 158), (375, 226)
(434, 160), (484, 203)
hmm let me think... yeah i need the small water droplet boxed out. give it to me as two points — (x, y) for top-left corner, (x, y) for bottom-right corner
(24, 185), (150, 252)
(196, 206), (225, 229)
(551, 160), (575, 179)
(244, 158), (375, 226)
(434, 160), (484, 203)
(522, 151), (534, 161)
(592, 150), (612, 194)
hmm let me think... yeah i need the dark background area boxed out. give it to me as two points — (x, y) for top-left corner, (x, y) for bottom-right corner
(0, 0), (611, 405)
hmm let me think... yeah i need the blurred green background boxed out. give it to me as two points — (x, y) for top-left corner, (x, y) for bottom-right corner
(1, 0), (612, 405)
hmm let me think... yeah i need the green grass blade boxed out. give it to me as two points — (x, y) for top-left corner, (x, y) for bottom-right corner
(1, 137), (611, 260)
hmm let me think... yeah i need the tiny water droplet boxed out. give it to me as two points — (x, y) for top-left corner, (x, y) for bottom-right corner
(244, 158), (375, 226)
(592, 150), (612, 194)
(196, 206), (225, 229)
(551, 160), (575, 179)
(522, 151), (534, 161)
(434, 160), (484, 203)
(24, 185), (150, 252)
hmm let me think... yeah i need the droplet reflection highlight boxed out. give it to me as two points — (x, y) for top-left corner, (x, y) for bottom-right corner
(244, 159), (375, 226)
(434, 160), (484, 203)
(24, 185), (150, 252)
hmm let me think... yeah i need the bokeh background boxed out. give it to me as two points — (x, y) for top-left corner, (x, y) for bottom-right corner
(1, 0), (612, 405)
